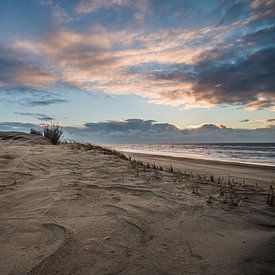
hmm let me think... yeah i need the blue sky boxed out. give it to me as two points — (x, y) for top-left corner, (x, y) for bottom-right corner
(0, 0), (275, 140)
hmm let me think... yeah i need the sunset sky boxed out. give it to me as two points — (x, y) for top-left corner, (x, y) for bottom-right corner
(0, 0), (275, 141)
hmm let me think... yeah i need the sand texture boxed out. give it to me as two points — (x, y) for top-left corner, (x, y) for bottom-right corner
(0, 132), (275, 274)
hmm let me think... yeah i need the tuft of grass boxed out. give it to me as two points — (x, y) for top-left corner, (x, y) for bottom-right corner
(154, 169), (160, 179)
(167, 165), (174, 173)
(267, 186), (274, 206)
(192, 185), (199, 195)
(43, 124), (63, 145)
(206, 195), (212, 204)
(267, 194), (274, 206)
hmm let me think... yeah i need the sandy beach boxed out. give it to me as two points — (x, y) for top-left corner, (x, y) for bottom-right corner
(0, 132), (275, 274)
(124, 152), (275, 187)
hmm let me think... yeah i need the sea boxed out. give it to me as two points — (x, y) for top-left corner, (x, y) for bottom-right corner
(109, 143), (275, 167)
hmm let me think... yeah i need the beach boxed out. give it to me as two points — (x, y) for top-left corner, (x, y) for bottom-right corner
(0, 132), (275, 274)
(124, 152), (275, 187)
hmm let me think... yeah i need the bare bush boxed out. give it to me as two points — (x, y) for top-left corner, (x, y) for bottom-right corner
(43, 124), (63, 145)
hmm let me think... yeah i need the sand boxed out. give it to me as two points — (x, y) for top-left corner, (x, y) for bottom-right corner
(0, 132), (274, 274)
(125, 152), (275, 187)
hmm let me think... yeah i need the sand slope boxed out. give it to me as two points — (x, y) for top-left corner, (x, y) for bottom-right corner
(0, 132), (274, 274)
(126, 152), (275, 187)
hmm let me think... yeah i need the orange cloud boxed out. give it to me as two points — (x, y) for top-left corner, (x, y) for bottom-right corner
(75, 0), (130, 14)
(250, 0), (275, 8)
(14, 69), (55, 88)
(74, 0), (149, 23)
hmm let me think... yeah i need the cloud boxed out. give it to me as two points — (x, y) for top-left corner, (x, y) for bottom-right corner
(218, 1), (251, 25)
(0, 122), (39, 132)
(0, 46), (55, 88)
(75, 0), (129, 14)
(10, 23), (238, 106)
(250, 0), (275, 20)
(40, 0), (72, 25)
(75, 0), (148, 22)
(14, 112), (55, 121)
(245, 98), (274, 110)
(2, 1), (275, 111)
(191, 47), (275, 108)
(1, 119), (275, 143)
(84, 119), (178, 133)
(238, 118), (275, 124)
(0, 87), (67, 106)
(12, 27), (212, 107)
(240, 26), (275, 47)
(187, 123), (227, 130)
(10, 27), (275, 109)
(65, 119), (275, 143)
(266, 118), (275, 122)
(25, 98), (67, 106)
(65, 119), (185, 143)
(250, 0), (275, 8)
(240, 119), (250, 123)
(0, 46), (67, 106)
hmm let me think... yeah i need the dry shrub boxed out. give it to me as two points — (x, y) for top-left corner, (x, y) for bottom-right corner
(43, 124), (63, 145)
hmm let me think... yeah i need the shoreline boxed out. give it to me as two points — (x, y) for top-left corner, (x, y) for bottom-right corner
(107, 143), (275, 168)
(121, 150), (275, 169)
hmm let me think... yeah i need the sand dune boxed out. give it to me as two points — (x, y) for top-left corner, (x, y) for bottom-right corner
(0, 132), (274, 274)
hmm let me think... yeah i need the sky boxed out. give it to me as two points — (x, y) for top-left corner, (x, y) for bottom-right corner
(0, 0), (275, 142)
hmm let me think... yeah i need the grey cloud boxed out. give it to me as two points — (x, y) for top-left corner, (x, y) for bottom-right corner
(64, 119), (275, 143)
(143, 46), (275, 109)
(1, 119), (275, 143)
(15, 112), (55, 121)
(0, 46), (54, 88)
(240, 119), (250, 123)
(245, 99), (274, 110)
(240, 26), (275, 47)
(0, 122), (39, 132)
(0, 47), (22, 86)
(218, 1), (251, 25)
(266, 118), (275, 122)
(127, 63), (196, 83)
(26, 98), (67, 106)
(0, 87), (68, 106)
(150, 69), (196, 83)
(124, 18), (275, 109)
(250, 0), (275, 20)
(58, 118), (182, 142)
(193, 47), (275, 105)
(0, 46), (68, 107)
(84, 119), (178, 133)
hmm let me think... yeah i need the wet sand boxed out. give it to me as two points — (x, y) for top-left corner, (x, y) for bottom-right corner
(0, 132), (274, 274)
